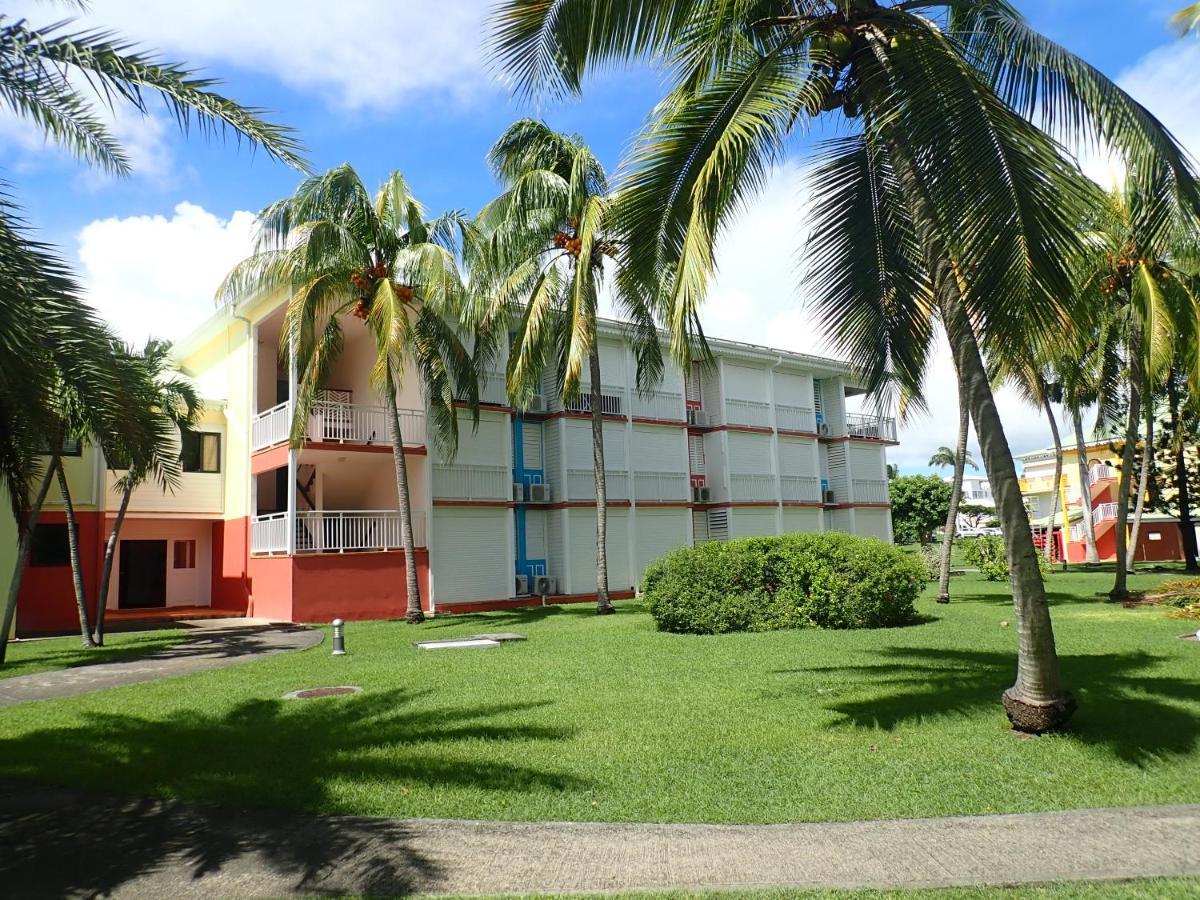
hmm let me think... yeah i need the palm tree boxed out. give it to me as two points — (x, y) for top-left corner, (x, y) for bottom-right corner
(219, 166), (478, 624)
(93, 341), (201, 646)
(1173, 3), (1200, 34)
(471, 120), (663, 615)
(489, 0), (1200, 732)
(929, 397), (976, 603)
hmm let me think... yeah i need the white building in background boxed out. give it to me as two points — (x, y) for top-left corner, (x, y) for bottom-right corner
(943, 473), (996, 534)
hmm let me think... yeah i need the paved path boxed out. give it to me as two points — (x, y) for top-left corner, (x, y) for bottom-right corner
(0, 782), (1196, 898)
(0, 621), (322, 707)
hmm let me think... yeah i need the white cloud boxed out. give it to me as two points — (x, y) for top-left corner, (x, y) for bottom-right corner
(76, 202), (256, 347)
(1117, 39), (1200, 167)
(7, 0), (496, 111)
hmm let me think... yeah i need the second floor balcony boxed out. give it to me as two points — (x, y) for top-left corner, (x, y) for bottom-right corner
(845, 413), (898, 442)
(252, 400), (426, 453)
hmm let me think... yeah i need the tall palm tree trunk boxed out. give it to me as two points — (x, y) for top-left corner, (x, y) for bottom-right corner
(93, 479), (134, 646)
(1072, 407), (1100, 564)
(0, 456), (59, 664)
(385, 371), (423, 624)
(1111, 322), (1143, 600)
(1167, 374), (1198, 571)
(589, 344), (613, 614)
(1042, 394), (1065, 569)
(1127, 406), (1153, 571)
(55, 451), (95, 648)
(937, 387), (970, 603)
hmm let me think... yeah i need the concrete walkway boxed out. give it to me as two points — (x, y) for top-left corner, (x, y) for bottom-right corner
(0, 782), (1196, 898)
(0, 621), (322, 707)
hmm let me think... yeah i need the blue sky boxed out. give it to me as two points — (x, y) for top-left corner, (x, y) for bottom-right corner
(3, 1), (1197, 472)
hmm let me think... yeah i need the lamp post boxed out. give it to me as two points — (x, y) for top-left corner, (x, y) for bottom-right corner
(331, 619), (346, 656)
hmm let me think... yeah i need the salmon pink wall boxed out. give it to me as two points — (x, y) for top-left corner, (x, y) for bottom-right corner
(16, 510), (103, 636)
(246, 554), (293, 621)
(211, 517), (250, 612)
(291, 550), (429, 622)
(1065, 523), (1182, 563)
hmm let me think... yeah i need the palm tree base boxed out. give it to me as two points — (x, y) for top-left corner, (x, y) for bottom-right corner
(405, 610), (426, 624)
(1002, 687), (1077, 734)
(935, 594), (950, 604)
(1107, 588), (1131, 603)
(596, 602), (616, 616)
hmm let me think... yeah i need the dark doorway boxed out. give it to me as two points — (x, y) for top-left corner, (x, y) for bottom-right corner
(118, 540), (167, 609)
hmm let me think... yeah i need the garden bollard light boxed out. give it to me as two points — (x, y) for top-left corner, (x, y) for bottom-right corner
(332, 619), (346, 656)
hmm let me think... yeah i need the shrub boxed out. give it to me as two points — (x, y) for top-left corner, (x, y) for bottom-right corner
(1147, 578), (1200, 610)
(918, 543), (942, 581)
(642, 532), (925, 634)
(959, 535), (1051, 582)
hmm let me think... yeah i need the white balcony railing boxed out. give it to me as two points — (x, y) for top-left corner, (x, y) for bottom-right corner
(633, 470), (690, 501)
(729, 472), (775, 501)
(775, 404), (817, 433)
(251, 510), (427, 555)
(724, 398), (771, 429)
(631, 389), (685, 421)
(251, 512), (288, 554)
(851, 478), (890, 503)
(567, 468), (629, 501)
(252, 401), (426, 451)
(565, 384), (625, 416)
(432, 463), (511, 501)
(780, 474), (821, 502)
(846, 413), (898, 442)
(1069, 502), (1119, 541)
(1088, 464), (1116, 485)
(479, 370), (509, 406)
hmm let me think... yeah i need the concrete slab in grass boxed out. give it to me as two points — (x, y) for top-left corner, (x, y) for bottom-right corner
(470, 632), (526, 642)
(413, 638), (501, 650)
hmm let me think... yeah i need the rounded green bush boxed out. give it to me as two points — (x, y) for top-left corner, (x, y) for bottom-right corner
(642, 532), (925, 634)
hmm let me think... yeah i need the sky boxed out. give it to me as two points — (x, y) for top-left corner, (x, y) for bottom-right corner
(3, 0), (1198, 475)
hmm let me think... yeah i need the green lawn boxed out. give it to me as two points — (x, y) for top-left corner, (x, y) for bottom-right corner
(0, 568), (1197, 825)
(0, 628), (186, 680)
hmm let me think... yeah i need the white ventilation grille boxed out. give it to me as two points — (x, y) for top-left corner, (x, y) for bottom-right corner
(707, 508), (730, 542)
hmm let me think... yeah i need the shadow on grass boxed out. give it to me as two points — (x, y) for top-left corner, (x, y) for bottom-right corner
(777, 648), (1200, 766)
(0, 633), (185, 680)
(0, 687), (583, 896)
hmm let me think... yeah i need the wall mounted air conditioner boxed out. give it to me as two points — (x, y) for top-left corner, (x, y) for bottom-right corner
(533, 575), (558, 596)
(515, 574), (529, 595)
(513, 482), (526, 502)
(527, 483), (552, 503)
(687, 408), (709, 427)
(818, 422), (832, 437)
(692, 486), (712, 503)
(823, 489), (836, 504)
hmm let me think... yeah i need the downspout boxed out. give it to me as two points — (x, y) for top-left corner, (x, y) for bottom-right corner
(234, 312), (254, 609)
(769, 355), (784, 534)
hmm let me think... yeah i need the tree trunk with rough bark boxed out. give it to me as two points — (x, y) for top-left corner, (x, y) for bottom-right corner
(1072, 407), (1100, 564)
(1127, 406), (1153, 572)
(1111, 321), (1142, 600)
(0, 457), (59, 665)
(385, 371), (423, 624)
(1043, 393), (1065, 569)
(94, 479), (134, 646)
(1168, 374), (1199, 571)
(589, 344), (613, 614)
(937, 387), (969, 603)
(55, 451), (96, 648)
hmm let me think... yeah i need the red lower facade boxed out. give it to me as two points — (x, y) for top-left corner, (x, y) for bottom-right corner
(1063, 521), (1186, 565)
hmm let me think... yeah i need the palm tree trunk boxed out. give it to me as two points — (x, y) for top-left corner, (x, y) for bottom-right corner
(1168, 373), (1198, 571)
(1042, 393), (1064, 569)
(589, 344), (613, 614)
(1126, 406), (1153, 571)
(93, 479), (134, 646)
(0, 456), (59, 665)
(1072, 407), (1100, 564)
(937, 387), (969, 603)
(385, 371), (423, 624)
(1111, 322), (1143, 600)
(55, 451), (96, 648)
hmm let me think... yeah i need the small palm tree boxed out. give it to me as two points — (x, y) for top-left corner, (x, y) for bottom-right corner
(929, 400), (976, 603)
(929, 445), (976, 471)
(472, 120), (662, 615)
(220, 166), (479, 624)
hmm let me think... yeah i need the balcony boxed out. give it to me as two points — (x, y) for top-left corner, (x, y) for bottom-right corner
(724, 398), (771, 429)
(251, 509), (427, 555)
(564, 383), (625, 416)
(776, 403), (817, 433)
(780, 474), (821, 502)
(1069, 501), (1119, 541)
(631, 388), (685, 421)
(729, 472), (775, 501)
(850, 478), (890, 503)
(846, 413), (898, 442)
(567, 468), (629, 501)
(252, 401), (426, 452)
(633, 470), (689, 501)
(1088, 464), (1117, 486)
(432, 463), (510, 501)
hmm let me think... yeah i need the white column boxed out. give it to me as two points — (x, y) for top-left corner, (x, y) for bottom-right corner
(285, 331), (298, 555)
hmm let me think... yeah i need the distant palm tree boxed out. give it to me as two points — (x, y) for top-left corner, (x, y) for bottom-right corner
(220, 166), (479, 624)
(930, 402), (977, 603)
(1173, 3), (1200, 34)
(929, 445), (976, 471)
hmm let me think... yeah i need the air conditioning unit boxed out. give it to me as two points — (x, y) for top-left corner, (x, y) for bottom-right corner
(818, 422), (832, 437)
(533, 575), (558, 596)
(515, 574), (529, 595)
(527, 395), (547, 413)
(513, 482), (526, 502)
(692, 486), (712, 503)
(823, 489), (836, 504)
(527, 483), (552, 503)
(687, 408), (709, 427)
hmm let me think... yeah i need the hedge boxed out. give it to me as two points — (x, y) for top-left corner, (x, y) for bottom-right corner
(642, 532), (925, 635)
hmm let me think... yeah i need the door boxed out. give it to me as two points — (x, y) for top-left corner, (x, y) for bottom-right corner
(118, 540), (167, 609)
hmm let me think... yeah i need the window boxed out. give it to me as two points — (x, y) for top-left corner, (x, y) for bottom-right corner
(181, 431), (221, 473)
(30, 524), (75, 567)
(37, 438), (81, 457)
(173, 539), (197, 569)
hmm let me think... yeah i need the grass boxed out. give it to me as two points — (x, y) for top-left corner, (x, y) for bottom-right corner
(0, 628), (186, 680)
(0, 568), (1197, 825)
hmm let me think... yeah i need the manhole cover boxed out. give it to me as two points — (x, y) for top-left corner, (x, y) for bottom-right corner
(284, 686), (362, 700)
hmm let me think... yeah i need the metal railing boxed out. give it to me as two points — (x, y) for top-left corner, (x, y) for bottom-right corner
(631, 389), (685, 421)
(251, 512), (288, 554)
(432, 463), (511, 501)
(846, 413), (898, 442)
(633, 470), (690, 501)
(295, 509), (426, 553)
(1088, 464), (1116, 485)
(851, 478), (890, 503)
(724, 398), (771, 428)
(252, 403), (290, 450)
(729, 472), (775, 501)
(775, 404), (817, 433)
(252, 401), (426, 450)
(564, 383), (625, 416)
(780, 474), (821, 502)
(1070, 501), (1120, 541)
(567, 468), (629, 500)
(479, 370), (509, 406)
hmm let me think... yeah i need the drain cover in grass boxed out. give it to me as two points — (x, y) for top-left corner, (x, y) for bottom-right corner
(414, 638), (501, 650)
(284, 686), (362, 700)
